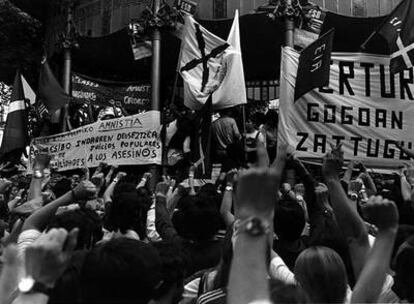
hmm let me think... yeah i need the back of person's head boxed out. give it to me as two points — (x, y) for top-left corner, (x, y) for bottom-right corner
(173, 196), (221, 241)
(81, 238), (162, 304)
(393, 235), (414, 302)
(198, 184), (221, 211)
(274, 200), (305, 241)
(113, 182), (137, 199)
(52, 178), (72, 198)
(106, 191), (144, 235)
(152, 241), (188, 303)
(270, 279), (308, 304)
(294, 246), (348, 303)
(48, 208), (103, 249)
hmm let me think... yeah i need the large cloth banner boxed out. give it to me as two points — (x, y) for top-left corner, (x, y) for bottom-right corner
(29, 111), (162, 172)
(279, 47), (414, 168)
(72, 74), (151, 114)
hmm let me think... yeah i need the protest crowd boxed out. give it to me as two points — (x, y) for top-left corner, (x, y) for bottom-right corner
(2, 0), (414, 303)
(1, 130), (414, 304)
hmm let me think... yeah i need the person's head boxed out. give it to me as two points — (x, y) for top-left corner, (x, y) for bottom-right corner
(393, 235), (414, 302)
(106, 190), (146, 237)
(172, 196), (221, 241)
(274, 200), (305, 242)
(294, 246), (348, 303)
(8, 185), (19, 200)
(152, 241), (188, 304)
(81, 239), (162, 304)
(219, 107), (235, 118)
(52, 178), (72, 199)
(48, 208), (103, 249)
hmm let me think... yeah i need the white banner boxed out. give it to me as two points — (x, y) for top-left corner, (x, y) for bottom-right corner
(29, 111), (162, 172)
(279, 47), (414, 168)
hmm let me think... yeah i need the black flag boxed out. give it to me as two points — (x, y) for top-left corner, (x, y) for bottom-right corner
(191, 96), (213, 179)
(0, 72), (29, 161)
(294, 28), (335, 101)
(361, 0), (414, 74)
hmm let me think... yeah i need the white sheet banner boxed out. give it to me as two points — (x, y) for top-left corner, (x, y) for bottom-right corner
(29, 111), (162, 172)
(279, 47), (414, 168)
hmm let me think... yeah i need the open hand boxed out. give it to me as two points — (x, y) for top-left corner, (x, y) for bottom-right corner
(322, 144), (344, 180)
(33, 153), (51, 171)
(235, 168), (279, 221)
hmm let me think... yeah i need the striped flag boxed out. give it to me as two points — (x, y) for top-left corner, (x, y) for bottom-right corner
(0, 72), (29, 161)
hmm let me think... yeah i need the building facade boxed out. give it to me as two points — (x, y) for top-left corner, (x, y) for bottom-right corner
(51, 0), (402, 38)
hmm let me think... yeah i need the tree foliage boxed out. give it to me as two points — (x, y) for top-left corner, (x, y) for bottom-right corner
(0, 0), (44, 85)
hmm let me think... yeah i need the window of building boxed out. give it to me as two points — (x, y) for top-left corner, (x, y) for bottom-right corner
(213, 0), (227, 18)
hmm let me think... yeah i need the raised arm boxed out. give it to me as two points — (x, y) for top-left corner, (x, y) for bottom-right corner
(229, 145), (287, 304)
(28, 154), (51, 201)
(351, 196), (399, 303)
(103, 172), (126, 203)
(220, 170), (237, 227)
(155, 181), (179, 241)
(322, 145), (370, 279)
(22, 180), (97, 232)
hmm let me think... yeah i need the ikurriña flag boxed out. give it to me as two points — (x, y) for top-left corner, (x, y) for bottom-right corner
(361, 0), (414, 74)
(294, 28), (335, 101)
(0, 71), (29, 161)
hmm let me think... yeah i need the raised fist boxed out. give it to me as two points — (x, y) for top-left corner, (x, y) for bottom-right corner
(362, 195), (399, 232)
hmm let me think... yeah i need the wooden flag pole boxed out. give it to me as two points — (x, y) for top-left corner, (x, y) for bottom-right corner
(150, 0), (162, 190)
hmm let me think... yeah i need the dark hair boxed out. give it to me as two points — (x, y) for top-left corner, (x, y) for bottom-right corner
(52, 178), (72, 198)
(274, 200), (305, 241)
(105, 191), (146, 238)
(270, 279), (309, 304)
(294, 246), (348, 303)
(80, 239), (162, 304)
(173, 196), (221, 241)
(48, 208), (103, 249)
(113, 182), (137, 199)
(393, 235), (414, 302)
(152, 241), (188, 302)
(265, 110), (279, 128)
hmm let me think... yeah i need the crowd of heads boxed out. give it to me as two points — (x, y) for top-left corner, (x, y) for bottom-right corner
(0, 131), (413, 304)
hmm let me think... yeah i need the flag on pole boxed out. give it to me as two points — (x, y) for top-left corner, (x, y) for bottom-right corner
(180, 12), (247, 110)
(294, 28), (335, 101)
(191, 96), (213, 179)
(361, 0), (414, 74)
(38, 60), (71, 112)
(21, 74), (36, 105)
(211, 10), (247, 110)
(0, 72), (29, 161)
(180, 16), (230, 110)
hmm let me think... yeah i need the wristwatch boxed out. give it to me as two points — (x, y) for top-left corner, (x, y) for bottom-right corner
(18, 276), (52, 296)
(235, 217), (271, 237)
(33, 169), (44, 179)
(225, 185), (233, 192)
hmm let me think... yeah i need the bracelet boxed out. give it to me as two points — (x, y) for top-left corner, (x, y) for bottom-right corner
(112, 178), (119, 184)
